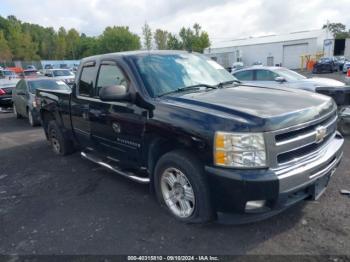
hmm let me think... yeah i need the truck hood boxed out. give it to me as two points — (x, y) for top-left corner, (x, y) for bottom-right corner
(164, 85), (335, 131)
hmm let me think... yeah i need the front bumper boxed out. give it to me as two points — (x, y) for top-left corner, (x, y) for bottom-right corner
(205, 132), (344, 224)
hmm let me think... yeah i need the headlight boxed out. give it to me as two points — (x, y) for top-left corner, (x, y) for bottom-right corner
(214, 132), (266, 168)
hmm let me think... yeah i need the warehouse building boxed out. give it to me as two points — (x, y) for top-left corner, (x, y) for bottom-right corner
(204, 29), (334, 69)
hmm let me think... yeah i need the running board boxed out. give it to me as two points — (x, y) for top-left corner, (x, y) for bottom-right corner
(81, 151), (150, 184)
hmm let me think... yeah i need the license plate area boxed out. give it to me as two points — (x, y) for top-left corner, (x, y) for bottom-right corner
(310, 173), (331, 200)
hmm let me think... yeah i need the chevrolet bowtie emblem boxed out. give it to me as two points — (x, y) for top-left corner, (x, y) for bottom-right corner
(315, 126), (327, 144)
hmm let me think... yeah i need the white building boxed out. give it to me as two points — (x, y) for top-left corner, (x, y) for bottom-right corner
(204, 29), (334, 69)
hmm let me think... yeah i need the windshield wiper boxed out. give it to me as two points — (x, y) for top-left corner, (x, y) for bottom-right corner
(158, 84), (217, 97)
(217, 80), (241, 88)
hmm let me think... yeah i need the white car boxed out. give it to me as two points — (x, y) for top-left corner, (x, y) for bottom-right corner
(45, 69), (75, 86)
(233, 66), (346, 92)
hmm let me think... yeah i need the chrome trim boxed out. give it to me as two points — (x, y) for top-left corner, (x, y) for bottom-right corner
(81, 151), (150, 184)
(265, 110), (338, 169)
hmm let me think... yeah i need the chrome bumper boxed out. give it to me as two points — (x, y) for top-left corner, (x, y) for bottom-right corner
(275, 132), (344, 193)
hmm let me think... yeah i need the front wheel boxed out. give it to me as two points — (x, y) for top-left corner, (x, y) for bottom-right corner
(154, 150), (214, 223)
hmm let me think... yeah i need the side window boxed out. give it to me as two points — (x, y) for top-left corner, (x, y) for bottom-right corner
(96, 63), (128, 96)
(233, 70), (254, 81)
(78, 66), (95, 97)
(255, 70), (278, 81)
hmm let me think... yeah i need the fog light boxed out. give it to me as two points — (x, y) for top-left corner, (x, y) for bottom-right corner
(245, 200), (266, 212)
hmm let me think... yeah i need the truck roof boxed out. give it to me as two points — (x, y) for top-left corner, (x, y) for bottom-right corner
(80, 50), (191, 63)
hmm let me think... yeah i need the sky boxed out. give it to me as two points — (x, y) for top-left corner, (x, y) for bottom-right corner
(1, 0), (350, 45)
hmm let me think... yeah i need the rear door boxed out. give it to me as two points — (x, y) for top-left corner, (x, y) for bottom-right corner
(70, 61), (97, 148)
(89, 59), (146, 168)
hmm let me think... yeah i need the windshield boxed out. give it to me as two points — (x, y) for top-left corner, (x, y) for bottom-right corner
(28, 79), (71, 94)
(132, 53), (235, 97)
(24, 70), (38, 76)
(53, 70), (73, 77)
(275, 68), (307, 81)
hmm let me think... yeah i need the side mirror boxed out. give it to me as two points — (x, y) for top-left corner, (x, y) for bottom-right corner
(99, 85), (130, 102)
(275, 76), (286, 83)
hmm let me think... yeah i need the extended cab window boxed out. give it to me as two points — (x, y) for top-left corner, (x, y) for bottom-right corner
(96, 63), (128, 96)
(234, 70), (254, 81)
(255, 70), (278, 81)
(78, 65), (95, 96)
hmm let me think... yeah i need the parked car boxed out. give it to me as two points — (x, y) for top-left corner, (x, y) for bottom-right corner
(0, 81), (16, 108)
(36, 51), (343, 224)
(313, 57), (338, 73)
(232, 66), (346, 92)
(21, 69), (39, 78)
(0, 69), (18, 80)
(231, 62), (244, 72)
(335, 56), (347, 71)
(44, 64), (54, 70)
(342, 60), (350, 74)
(45, 69), (75, 86)
(12, 78), (70, 126)
(26, 65), (37, 70)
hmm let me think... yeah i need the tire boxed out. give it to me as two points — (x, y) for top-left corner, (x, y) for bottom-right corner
(28, 109), (38, 127)
(13, 104), (21, 119)
(47, 120), (74, 155)
(154, 150), (214, 223)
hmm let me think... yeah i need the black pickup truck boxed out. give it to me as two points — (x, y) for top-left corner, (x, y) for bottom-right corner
(36, 51), (344, 224)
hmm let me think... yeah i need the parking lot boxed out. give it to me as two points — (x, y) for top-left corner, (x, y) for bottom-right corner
(0, 72), (350, 256)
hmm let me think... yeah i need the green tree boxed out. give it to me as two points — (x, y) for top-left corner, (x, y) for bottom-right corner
(98, 26), (140, 53)
(323, 22), (350, 39)
(0, 30), (12, 61)
(76, 33), (98, 58)
(154, 29), (168, 50)
(8, 23), (39, 60)
(66, 28), (80, 59)
(178, 23), (210, 53)
(55, 27), (67, 59)
(142, 22), (152, 50)
(167, 33), (182, 50)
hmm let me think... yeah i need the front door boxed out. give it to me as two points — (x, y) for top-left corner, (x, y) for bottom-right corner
(89, 60), (146, 168)
(71, 61), (97, 148)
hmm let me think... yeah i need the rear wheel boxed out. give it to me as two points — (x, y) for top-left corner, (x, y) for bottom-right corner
(48, 121), (74, 155)
(154, 150), (214, 223)
(13, 104), (21, 119)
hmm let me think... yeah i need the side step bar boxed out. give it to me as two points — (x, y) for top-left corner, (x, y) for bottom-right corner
(81, 151), (150, 184)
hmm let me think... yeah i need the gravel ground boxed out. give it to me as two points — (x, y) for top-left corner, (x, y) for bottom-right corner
(0, 71), (349, 256)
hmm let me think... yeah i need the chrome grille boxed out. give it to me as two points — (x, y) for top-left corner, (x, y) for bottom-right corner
(265, 110), (338, 170)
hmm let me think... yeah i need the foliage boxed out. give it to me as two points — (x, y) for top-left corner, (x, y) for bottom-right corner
(98, 26), (141, 53)
(0, 30), (12, 60)
(323, 22), (350, 39)
(0, 15), (211, 61)
(154, 29), (168, 50)
(142, 22), (152, 50)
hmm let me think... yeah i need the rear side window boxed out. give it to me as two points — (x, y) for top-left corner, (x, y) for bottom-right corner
(96, 63), (128, 96)
(78, 66), (95, 96)
(234, 70), (254, 81)
(255, 70), (278, 81)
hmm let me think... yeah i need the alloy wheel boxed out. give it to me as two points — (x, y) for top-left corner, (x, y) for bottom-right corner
(160, 167), (195, 218)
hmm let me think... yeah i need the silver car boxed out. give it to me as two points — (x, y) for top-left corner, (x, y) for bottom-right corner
(233, 66), (345, 92)
(44, 69), (75, 87)
(12, 78), (70, 126)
